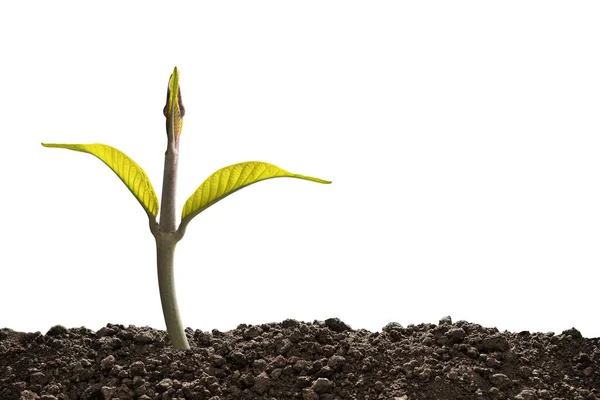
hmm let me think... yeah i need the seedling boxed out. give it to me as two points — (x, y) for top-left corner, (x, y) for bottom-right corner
(42, 67), (330, 349)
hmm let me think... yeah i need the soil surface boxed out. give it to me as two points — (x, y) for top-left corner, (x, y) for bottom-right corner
(1, 317), (598, 400)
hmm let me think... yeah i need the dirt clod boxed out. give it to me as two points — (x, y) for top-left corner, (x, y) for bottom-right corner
(0, 318), (598, 399)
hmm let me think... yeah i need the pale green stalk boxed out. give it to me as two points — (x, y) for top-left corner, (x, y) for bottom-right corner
(154, 233), (188, 349)
(153, 146), (189, 349)
(152, 69), (190, 350)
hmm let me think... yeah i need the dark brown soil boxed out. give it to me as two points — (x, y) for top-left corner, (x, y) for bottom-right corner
(1, 317), (598, 400)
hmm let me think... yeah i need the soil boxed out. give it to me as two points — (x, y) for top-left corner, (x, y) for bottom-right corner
(0, 317), (598, 400)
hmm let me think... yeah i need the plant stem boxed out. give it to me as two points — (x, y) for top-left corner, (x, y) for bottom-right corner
(155, 235), (189, 349)
(155, 139), (190, 350)
(159, 142), (179, 233)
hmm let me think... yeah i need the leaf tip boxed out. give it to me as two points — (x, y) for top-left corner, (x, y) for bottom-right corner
(298, 175), (332, 185)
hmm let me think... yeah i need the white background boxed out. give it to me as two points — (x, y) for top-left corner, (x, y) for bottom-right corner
(1, 2), (599, 338)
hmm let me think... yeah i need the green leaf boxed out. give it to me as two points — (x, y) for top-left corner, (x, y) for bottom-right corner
(181, 161), (331, 222)
(42, 143), (159, 217)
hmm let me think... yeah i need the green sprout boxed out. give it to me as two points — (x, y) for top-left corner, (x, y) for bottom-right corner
(42, 67), (331, 349)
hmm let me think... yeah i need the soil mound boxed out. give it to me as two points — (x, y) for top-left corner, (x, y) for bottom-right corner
(1, 317), (598, 399)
